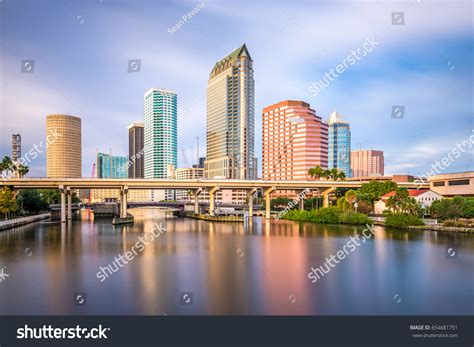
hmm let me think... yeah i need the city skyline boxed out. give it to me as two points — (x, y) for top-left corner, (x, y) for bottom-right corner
(0, 1), (472, 178)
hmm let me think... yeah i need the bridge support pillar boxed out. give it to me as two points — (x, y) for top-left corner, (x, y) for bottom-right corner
(297, 190), (305, 211)
(60, 186), (66, 223)
(121, 186), (128, 218)
(264, 187), (276, 219)
(208, 186), (219, 216)
(66, 188), (72, 220)
(247, 188), (257, 218)
(322, 187), (335, 208)
(192, 188), (203, 214)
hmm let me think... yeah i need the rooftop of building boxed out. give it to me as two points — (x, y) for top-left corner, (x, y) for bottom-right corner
(210, 44), (251, 76)
(381, 189), (432, 200)
(327, 111), (349, 125)
(144, 88), (176, 96)
(127, 122), (144, 129)
(263, 100), (311, 112)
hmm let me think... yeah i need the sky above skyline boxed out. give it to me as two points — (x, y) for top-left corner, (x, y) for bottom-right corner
(0, 0), (473, 178)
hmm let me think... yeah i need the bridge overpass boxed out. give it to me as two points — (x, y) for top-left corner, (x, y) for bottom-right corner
(2, 178), (427, 221)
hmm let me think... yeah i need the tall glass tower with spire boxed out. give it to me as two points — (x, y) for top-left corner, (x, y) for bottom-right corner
(205, 44), (257, 179)
(327, 111), (351, 177)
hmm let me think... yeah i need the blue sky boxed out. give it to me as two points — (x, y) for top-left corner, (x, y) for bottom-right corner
(0, 0), (472, 178)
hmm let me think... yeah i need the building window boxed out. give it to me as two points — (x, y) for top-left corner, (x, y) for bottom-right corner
(448, 179), (470, 186)
(433, 181), (445, 187)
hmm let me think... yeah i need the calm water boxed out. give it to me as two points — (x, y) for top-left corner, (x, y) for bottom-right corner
(0, 208), (473, 315)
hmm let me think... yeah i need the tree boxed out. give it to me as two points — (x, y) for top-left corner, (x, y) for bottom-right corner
(0, 187), (18, 219)
(17, 164), (29, 177)
(358, 180), (398, 211)
(19, 189), (49, 213)
(308, 166), (324, 179)
(386, 187), (421, 216)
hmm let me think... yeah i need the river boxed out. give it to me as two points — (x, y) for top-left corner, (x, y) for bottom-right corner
(0, 208), (472, 315)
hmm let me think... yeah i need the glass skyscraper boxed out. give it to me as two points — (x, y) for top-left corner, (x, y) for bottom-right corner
(327, 111), (351, 177)
(143, 88), (177, 179)
(96, 153), (128, 178)
(205, 44), (257, 179)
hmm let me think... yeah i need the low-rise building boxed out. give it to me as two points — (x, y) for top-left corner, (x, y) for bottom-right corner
(429, 172), (474, 197)
(374, 189), (442, 214)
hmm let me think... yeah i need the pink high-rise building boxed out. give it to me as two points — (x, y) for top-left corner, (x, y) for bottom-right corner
(351, 149), (384, 178)
(262, 100), (328, 180)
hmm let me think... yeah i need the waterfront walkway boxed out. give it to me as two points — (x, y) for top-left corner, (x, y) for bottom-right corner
(0, 213), (50, 231)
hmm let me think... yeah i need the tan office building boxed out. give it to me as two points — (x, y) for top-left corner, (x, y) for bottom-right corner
(46, 114), (82, 178)
(351, 149), (384, 178)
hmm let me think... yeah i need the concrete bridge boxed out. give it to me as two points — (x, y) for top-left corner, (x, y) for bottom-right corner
(2, 178), (427, 221)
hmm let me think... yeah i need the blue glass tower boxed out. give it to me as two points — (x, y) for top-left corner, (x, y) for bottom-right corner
(96, 153), (128, 178)
(327, 111), (351, 177)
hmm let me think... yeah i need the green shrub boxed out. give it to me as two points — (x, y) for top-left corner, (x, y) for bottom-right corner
(385, 213), (423, 228)
(340, 212), (372, 225)
(311, 207), (341, 223)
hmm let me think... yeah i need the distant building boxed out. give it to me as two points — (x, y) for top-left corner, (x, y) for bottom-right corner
(351, 149), (384, 178)
(205, 44), (257, 179)
(144, 88), (177, 201)
(193, 157), (206, 169)
(96, 153), (128, 179)
(374, 189), (442, 214)
(262, 100), (328, 180)
(175, 167), (205, 201)
(11, 133), (21, 163)
(128, 123), (144, 178)
(429, 172), (474, 197)
(46, 114), (82, 178)
(347, 174), (414, 183)
(327, 111), (351, 177)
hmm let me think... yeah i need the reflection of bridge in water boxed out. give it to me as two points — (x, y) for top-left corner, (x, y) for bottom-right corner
(3, 178), (427, 222)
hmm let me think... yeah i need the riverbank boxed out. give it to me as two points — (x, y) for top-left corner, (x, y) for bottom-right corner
(407, 225), (474, 233)
(0, 213), (51, 231)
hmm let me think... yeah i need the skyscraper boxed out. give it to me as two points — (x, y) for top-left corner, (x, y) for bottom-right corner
(327, 111), (351, 177)
(46, 114), (82, 178)
(351, 149), (384, 178)
(262, 100), (328, 180)
(128, 122), (144, 178)
(144, 88), (177, 201)
(144, 88), (177, 179)
(96, 152), (128, 178)
(11, 133), (21, 162)
(205, 44), (257, 179)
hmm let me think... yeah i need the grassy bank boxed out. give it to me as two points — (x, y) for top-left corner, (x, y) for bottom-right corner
(280, 207), (371, 225)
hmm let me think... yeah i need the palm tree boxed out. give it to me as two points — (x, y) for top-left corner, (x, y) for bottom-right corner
(17, 164), (29, 178)
(308, 166), (324, 179)
(338, 171), (346, 181)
